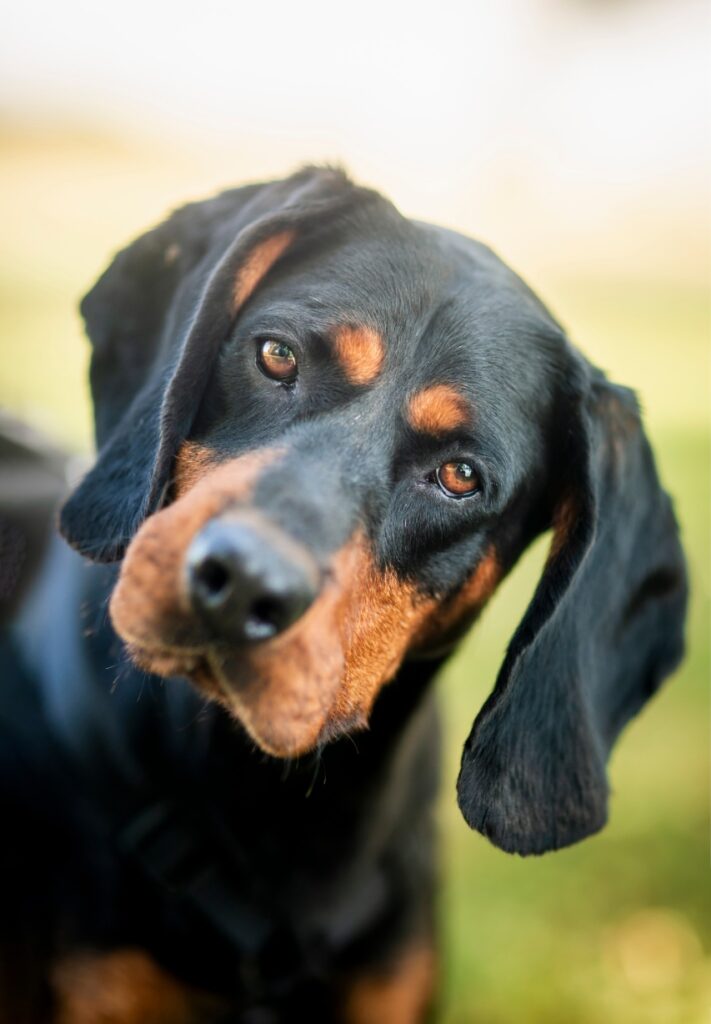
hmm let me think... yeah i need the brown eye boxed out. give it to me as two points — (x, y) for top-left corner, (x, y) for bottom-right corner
(257, 339), (298, 383)
(436, 461), (479, 498)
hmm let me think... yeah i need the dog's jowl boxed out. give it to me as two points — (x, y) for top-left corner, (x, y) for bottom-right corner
(0, 168), (687, 1023)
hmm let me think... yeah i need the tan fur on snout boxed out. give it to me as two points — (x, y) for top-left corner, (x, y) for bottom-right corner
(109, 448), (282, 662)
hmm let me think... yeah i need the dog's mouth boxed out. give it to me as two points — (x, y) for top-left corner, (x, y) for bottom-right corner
(121, 640), (212, 692)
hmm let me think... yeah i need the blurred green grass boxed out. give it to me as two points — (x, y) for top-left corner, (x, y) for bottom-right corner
(1, 127), (708, 1023)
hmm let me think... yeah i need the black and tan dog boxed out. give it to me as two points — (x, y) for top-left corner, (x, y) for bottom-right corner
(1, 168), (687, 1023)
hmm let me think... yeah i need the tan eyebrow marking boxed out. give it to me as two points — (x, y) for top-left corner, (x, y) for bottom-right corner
(110, 448), (284, 658)
(232, 230), (295, 311)
(332, 325), (385, 386)
(412, 546), (501, 651)
(407, 384), (471, 435)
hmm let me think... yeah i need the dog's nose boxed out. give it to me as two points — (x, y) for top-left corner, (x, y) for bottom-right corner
(185, 517), (320, 644)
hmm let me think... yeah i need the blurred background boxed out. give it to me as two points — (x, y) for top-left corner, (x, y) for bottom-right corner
(1, 0), (708, 1020)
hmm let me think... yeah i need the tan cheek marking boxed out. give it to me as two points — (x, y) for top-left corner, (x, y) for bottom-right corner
(232, 230), (295, 311)
(172, 440), (222, 498)
(332, 325), (385, 385)
(333, 551), (436, 725)
(51, 949), (224, 1024)
(343, 944), (437, 1024)
(548, 494), (579, 563)
(407, 384), (470, 435)
(412, 546), (501, 651)
(109, 449), (282, 657)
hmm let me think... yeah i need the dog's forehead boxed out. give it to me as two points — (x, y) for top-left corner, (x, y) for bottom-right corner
(242, 216), (564, 403)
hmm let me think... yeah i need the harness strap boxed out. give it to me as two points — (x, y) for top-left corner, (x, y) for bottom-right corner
(119, 799), (272, 955)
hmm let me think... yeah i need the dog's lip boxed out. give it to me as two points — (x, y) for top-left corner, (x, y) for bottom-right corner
(207, 648), (244, 693)
(121, 633), (274, 684)
(125, 646), (227, 688)
(121, 634), (204, 660)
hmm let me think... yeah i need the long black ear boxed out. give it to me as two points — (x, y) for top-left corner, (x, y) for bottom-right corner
(457, 361), (688, 855)
(60, 168), (377, 562)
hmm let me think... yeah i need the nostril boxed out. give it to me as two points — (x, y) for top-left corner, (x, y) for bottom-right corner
(192, 555), (233, 604)
(245, 596), (284, 641)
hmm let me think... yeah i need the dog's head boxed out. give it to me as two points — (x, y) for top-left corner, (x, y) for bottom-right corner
(61, 168), (687, 855)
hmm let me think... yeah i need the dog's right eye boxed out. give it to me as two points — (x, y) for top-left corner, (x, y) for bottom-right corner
(435, 460), (480, 498)
(257, 339), (298, 384)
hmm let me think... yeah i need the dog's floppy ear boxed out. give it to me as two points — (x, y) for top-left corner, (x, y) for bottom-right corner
(61, 168), (375, 562)
(81, 182), (268, 450)
(457, 358), (687, 855)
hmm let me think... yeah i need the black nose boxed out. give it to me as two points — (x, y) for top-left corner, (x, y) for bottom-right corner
(185, 516), (320, 644)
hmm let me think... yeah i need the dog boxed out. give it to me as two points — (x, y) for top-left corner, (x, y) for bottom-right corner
(0, 167), (687, 1023)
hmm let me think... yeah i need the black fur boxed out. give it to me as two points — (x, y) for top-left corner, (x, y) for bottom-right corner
(457, 368), (687, 853)
(1, 168), (687, 1021)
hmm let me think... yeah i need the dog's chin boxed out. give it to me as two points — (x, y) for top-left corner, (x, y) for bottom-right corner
(207, 654), (340, 759)
(121, 638), (347, 760)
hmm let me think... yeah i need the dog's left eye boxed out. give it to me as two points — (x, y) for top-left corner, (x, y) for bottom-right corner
(436, 461), (479, 498)
(257, 339), (298, 383)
